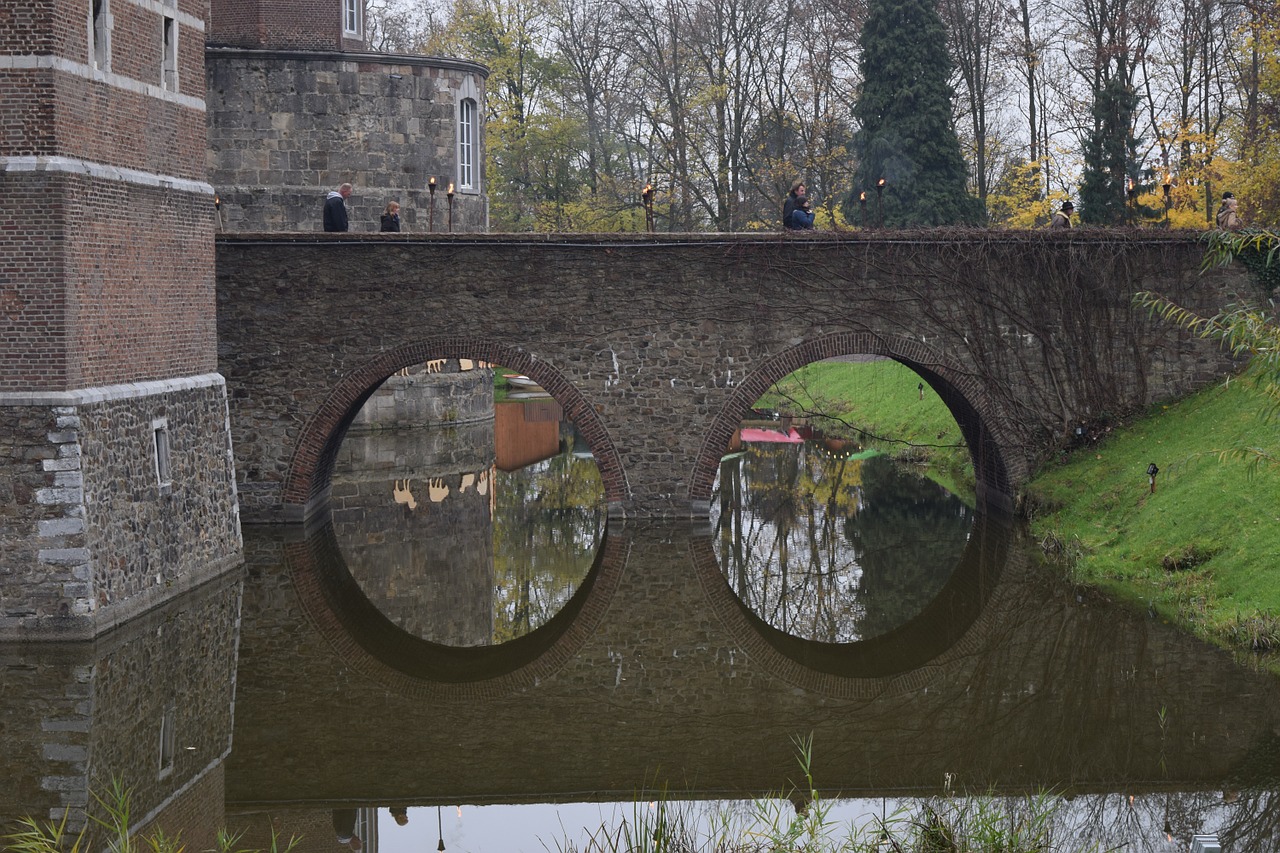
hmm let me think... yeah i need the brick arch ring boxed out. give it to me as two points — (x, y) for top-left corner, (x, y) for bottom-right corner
(688, 331), (1023, 514)
(280, 337), (629, 518)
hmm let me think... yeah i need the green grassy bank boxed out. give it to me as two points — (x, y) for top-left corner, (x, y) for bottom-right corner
(764, 358), (1280, 671)
(760, 358), (972, 479)
(1024, 377), (1280, 669)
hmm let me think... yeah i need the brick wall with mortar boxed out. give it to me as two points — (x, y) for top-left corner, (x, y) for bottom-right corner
(213, 232), (1252, 523)
(1, 0), (239, 638)
(206, 49), (488, 233)
(209, 0), (368, 51)
(0, 172), (217, 393)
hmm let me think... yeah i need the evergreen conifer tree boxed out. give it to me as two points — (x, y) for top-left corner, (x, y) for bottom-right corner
(843, 0), (984, 227)
(1078, 74), (1140, 225)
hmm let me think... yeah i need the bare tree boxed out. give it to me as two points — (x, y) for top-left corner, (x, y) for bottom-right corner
(940, 0), (1010, 201)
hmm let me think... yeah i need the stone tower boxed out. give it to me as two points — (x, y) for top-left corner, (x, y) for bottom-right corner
(0, 0), (242, 637)
(206, 0), (489, 233)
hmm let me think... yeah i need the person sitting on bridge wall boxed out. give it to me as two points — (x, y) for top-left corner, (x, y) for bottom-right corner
(324, 182), (352, 232)
(782, 182), (806, 228)
(1049, 200), (1074, 229)
(787, 196), (815, 230)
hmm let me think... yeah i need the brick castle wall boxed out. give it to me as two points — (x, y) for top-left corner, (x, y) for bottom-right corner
(0, 173), (216, 393)
(209, 0), (367, 51)
(1, 0), (239, 638)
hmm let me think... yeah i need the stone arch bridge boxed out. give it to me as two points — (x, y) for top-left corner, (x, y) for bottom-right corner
(215, 231), (1249, 523)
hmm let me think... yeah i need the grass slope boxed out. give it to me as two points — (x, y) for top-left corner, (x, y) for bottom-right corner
(760, 359), (971, 477)
(762, 357), (1280, 668)
(1025, 378), (1280, 667)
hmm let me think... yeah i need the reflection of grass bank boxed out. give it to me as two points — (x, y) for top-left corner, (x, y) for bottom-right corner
(759, 359), (973, 495)
(1023, 380), (1280, 671)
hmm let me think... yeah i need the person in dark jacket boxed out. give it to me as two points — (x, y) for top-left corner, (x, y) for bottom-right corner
(1049, 200), (1073, 229)
(323, 183), (352, 232)
(380, 200), (401, 232)
(782, 182), (806, 228)
(786, 196), (815, 229)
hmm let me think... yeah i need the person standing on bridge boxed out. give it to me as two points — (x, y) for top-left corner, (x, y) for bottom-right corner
(380, 200), (402, 232)
(1049, 200), (1074, 229)
(323, 183), (352, 232)
(331, 809), (363, 849)
(1216, 192), (1242, 230)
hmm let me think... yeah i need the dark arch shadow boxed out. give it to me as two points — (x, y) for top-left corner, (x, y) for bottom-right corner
(288, 519), (629, 699)
(690, 332), (1018, 515)
(693, 511), (1018, 698)
(279, 338), (628, 521)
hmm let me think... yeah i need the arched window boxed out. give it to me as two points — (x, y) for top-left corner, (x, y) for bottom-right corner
(458, 98), (477, 192)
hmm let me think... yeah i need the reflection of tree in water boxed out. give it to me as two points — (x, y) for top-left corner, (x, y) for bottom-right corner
(1025, 788), (1280, 851)
(492, 440), (605, 643)
(845, 456), (973, 639)
(711, 444), (970, 642)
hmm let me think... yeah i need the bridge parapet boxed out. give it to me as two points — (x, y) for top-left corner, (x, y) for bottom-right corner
(216, 231), (1251, 521)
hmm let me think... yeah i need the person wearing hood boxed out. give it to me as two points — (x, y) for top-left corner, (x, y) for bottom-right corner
(1216, 191), (1242, 230)
(324, 183), (352, 232)
(1049, 200), (1074, 229)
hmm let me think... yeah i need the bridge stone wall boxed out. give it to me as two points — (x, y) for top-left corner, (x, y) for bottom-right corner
(215, 232), (1252, 521)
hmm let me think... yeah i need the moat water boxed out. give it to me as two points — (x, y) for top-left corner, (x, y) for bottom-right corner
(3, 397), (1279, 851)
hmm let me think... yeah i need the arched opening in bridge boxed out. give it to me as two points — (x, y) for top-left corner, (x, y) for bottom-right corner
(320, 352), (609, 649)
(710, 354), (986, 647)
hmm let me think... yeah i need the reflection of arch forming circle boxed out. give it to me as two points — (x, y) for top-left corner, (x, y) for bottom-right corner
(694, 512), (1022, 699)
(280, 338), (628, 519)
(690, 332), (1019, 515)
(289, 521), (628, 700)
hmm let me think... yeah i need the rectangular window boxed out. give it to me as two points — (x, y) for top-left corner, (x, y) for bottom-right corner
(458, 99), (476, 190)
(158, 703), (176, 778)
(153, 419), (172, 494)
(91, 0), (109, 70)
(343, 0), (361, 35)
(161, 16), (177, 91)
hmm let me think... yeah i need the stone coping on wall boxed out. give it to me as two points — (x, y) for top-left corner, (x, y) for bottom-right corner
(216, 229), (1215, 247)
(205, 46), (489, 78)
(0, 373), (227, 406)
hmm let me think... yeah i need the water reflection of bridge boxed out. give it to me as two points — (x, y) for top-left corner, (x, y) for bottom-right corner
(6, 521), (1280, 846)
(225, 522), (1280, 807)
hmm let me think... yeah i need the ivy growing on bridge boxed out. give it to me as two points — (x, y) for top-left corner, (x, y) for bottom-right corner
(1201, 228), (1280, 295)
